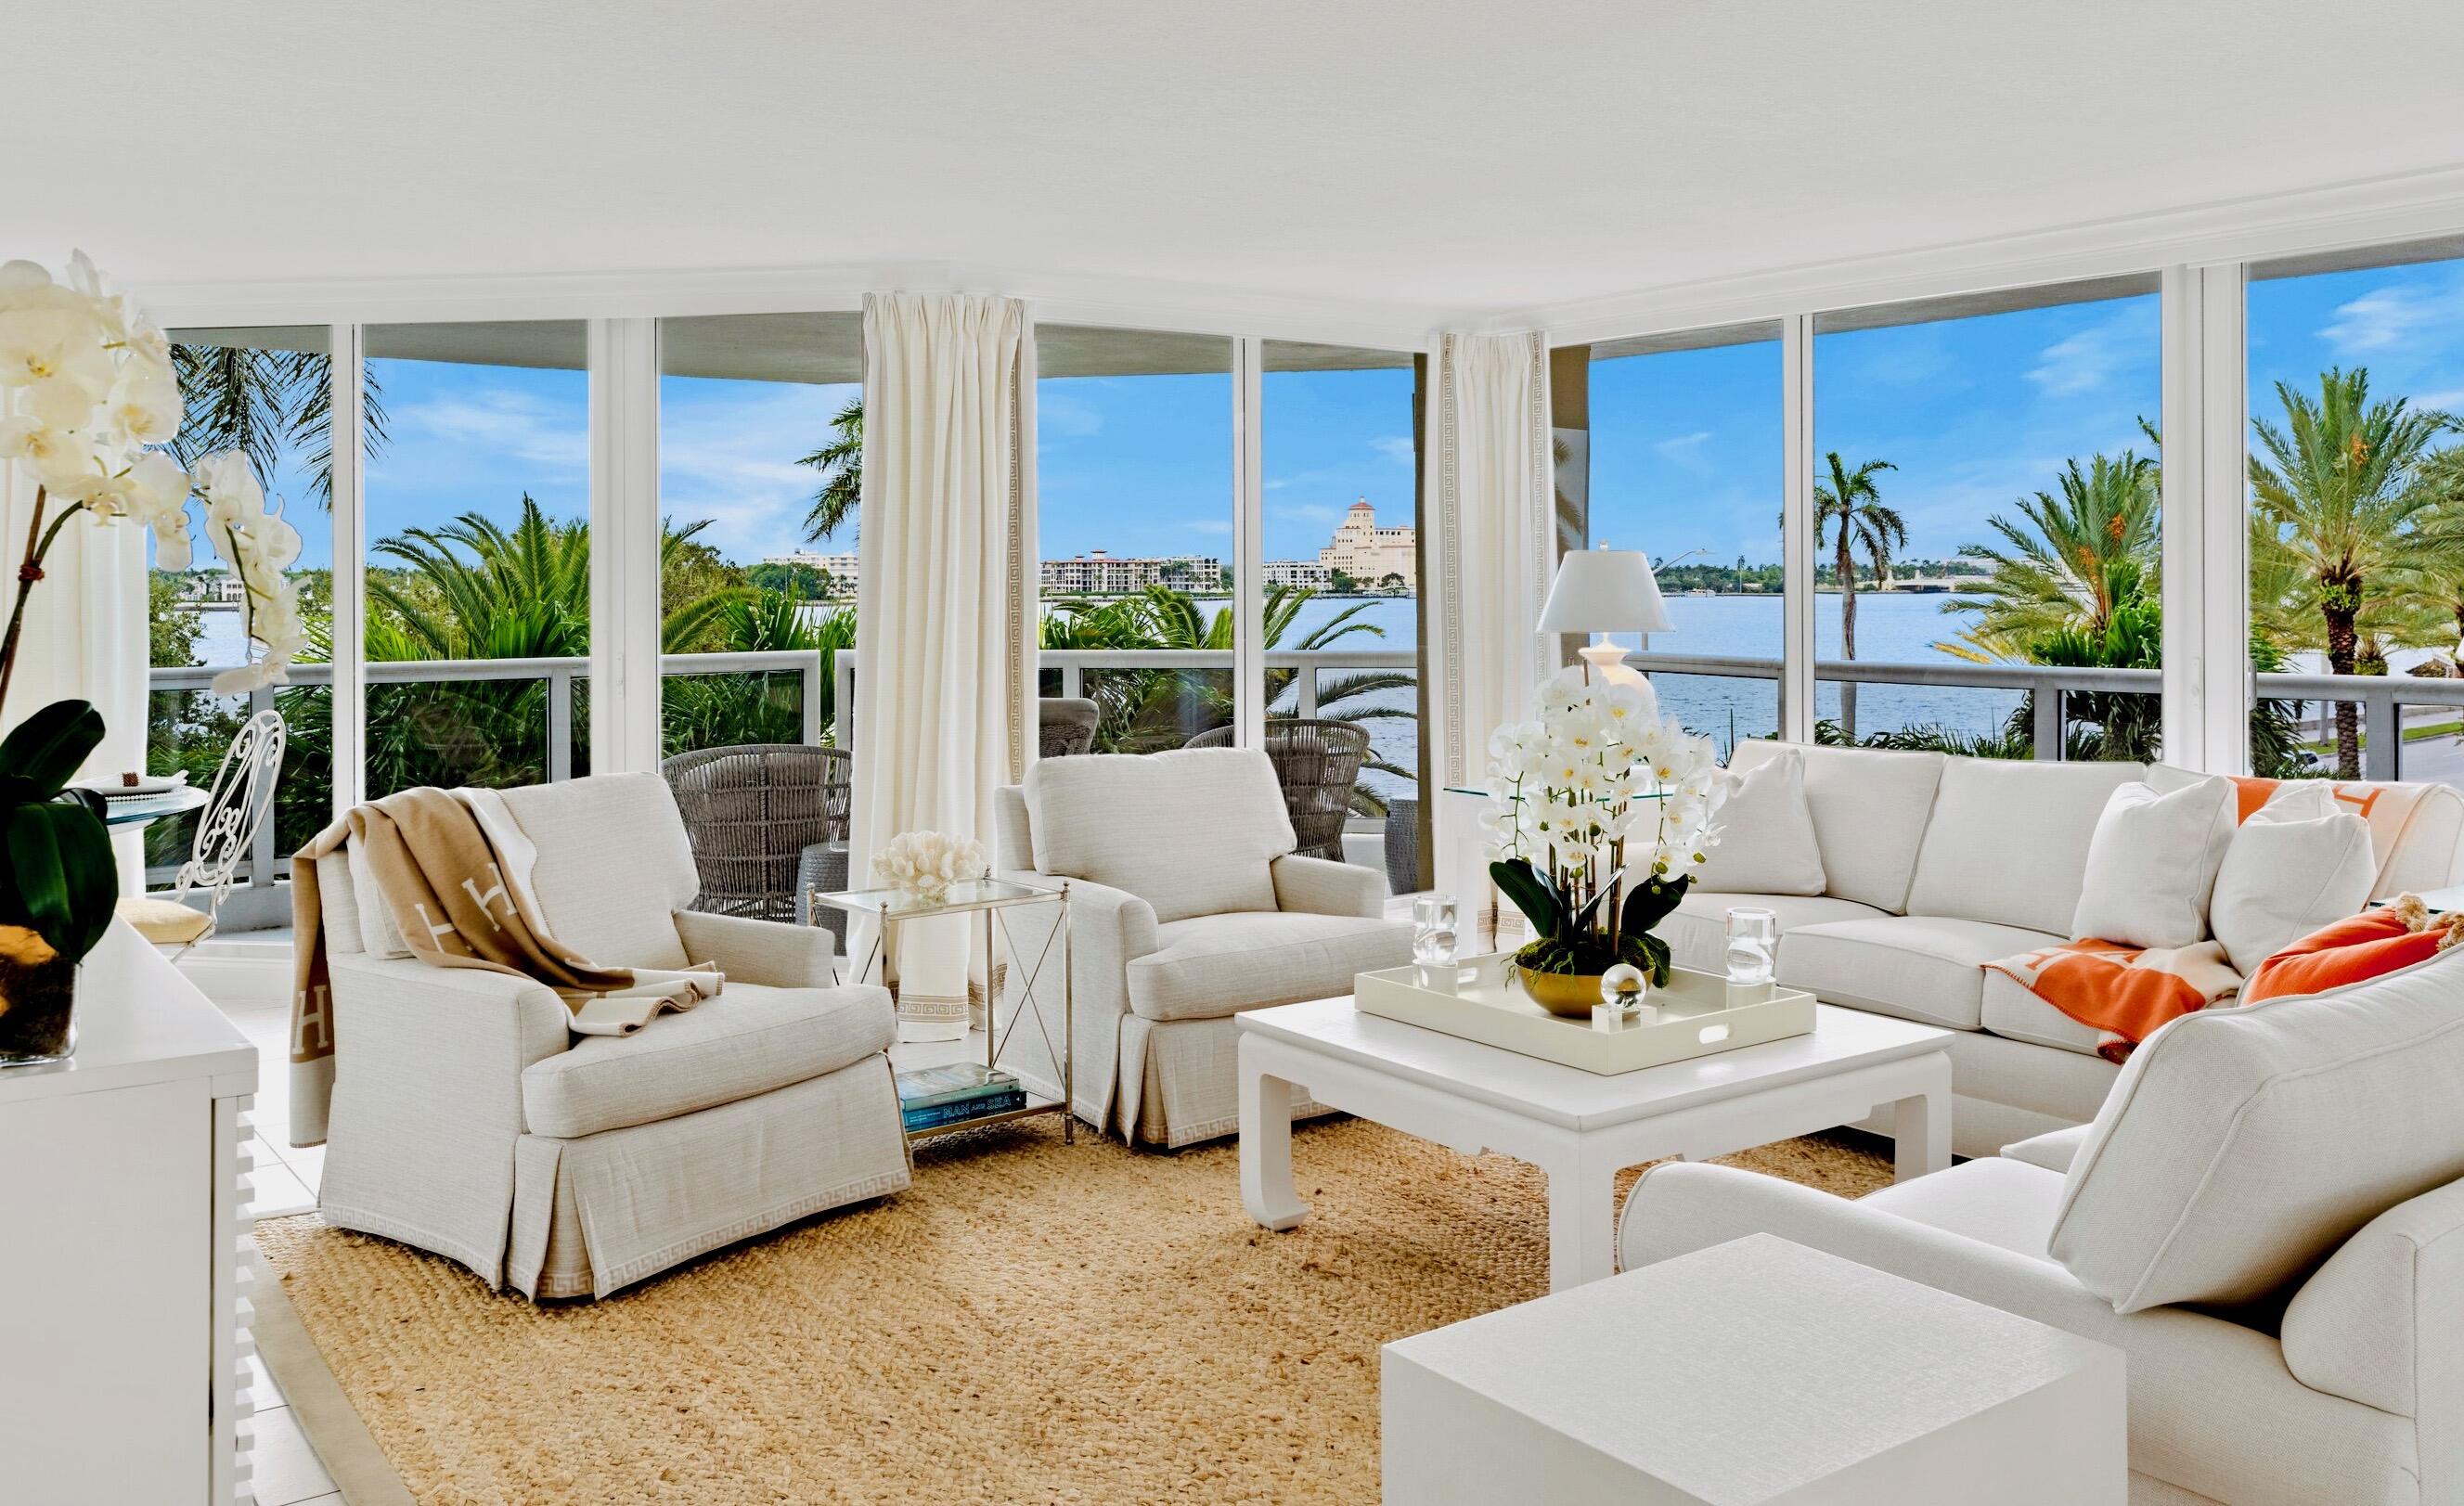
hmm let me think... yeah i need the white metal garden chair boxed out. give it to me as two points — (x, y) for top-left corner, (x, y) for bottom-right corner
(115, 710), (287, 956)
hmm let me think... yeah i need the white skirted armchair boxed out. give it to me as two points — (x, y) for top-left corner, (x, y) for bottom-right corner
(310, 772), (909, 1300)
(993, 747), (1413, 1147)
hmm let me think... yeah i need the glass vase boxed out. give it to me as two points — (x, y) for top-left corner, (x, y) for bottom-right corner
(0, 954), (78, 1066)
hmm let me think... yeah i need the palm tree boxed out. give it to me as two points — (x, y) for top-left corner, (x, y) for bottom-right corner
(797, 397), (863, 543)
(1042, 585), (1413, 808)
(170, 341), (387, 507)
(1812, 453), (1904, 740)
(2249, 367), (2459, 777)
(1939, 451), (2159, 661)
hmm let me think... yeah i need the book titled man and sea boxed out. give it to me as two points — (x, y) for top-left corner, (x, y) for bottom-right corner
(895, 1062), (1027, 1131)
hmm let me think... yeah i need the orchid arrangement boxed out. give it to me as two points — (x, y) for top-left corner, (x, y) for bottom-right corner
(0, 251), (305, 714)
(1481, 673), (1725, 989)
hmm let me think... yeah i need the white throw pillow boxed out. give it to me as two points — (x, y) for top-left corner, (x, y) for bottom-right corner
(2070, 776), (2235, 949)
(2208, 810), (2375, 976)
(1692, 751), (1825, 895)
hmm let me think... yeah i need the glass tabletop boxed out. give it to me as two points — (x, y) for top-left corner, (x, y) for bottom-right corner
(812, 877), (1062, 919)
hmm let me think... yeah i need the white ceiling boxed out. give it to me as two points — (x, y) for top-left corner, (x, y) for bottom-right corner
(14, 1), (2464, 331)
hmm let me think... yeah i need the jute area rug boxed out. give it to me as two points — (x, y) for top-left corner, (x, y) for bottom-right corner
(255, 1117), (1890, 1505)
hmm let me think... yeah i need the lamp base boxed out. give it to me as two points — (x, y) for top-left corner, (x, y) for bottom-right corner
(1575, 642), (1658, 721)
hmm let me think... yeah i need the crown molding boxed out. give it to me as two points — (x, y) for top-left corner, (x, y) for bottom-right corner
(1510, 163), (2464, 346)
(133, 259), (1446, 353)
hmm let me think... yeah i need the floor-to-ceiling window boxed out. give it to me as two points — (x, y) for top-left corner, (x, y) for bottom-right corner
(656, 312), (862, 758)
(2247, 241), (2464, 787)
(152, 326), (337, 895)
(362, 321), (590, 795)
(1037, 325), (1237, 751)
(1587, 323), (1784, 758)
(1813, 278), (2162, 758)
(1260, 340), (1423, 884)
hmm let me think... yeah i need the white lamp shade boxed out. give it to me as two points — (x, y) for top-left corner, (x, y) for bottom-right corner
(1538, 547), (1673, 635)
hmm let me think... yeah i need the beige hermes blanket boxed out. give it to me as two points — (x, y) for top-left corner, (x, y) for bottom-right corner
(287, 787), (719, 1147)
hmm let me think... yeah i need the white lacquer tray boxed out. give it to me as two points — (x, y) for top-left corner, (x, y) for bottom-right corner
(1352, 952), (1815, 1075)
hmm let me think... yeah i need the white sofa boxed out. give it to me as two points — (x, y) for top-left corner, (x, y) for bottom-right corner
(992, 747), (1414, 1147)
(1622, 942), (2464, 1505)
(1666, 742), (2464, 1156)
(312, 772), (910, 1299)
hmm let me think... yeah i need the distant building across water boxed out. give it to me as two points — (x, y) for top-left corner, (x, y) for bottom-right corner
(1318, 498), (1414, 589)
(1042, 550), (1225, 595)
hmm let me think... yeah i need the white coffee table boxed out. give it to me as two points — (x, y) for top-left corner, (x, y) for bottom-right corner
(1384, 1233), (2126, 1504)
(1237, 997), (1952, 1290)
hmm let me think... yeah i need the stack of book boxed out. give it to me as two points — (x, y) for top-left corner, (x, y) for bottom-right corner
(896, 1063), (1026, 1132)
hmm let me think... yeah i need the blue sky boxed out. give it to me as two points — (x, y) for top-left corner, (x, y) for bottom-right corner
(199, 257), (2464, 579)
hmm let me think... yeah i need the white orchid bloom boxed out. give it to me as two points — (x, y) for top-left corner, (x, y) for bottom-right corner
(211, 660), (288, 695)
(121, 450), (190, 527)
(151, 518), (191, 572)
(101, 372), (182, 448)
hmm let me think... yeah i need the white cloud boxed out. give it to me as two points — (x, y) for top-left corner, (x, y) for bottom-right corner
(1186, 518), (1234, 535)
(1652, 430), (1714, 457)
(1369, 435), (1414, 464)
(1271, 502), (1345, 525)
(656, 380), (859, 561)
(1038, 392), (1105, 439)
(2026, 303), (2157, 398)
(394, 388), (587, 470)
(2318, 268), (2464, 362)
(2411, 387), (2464, 414)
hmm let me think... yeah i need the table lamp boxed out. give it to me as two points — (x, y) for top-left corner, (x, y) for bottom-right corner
(1538, 544), (1673, 717)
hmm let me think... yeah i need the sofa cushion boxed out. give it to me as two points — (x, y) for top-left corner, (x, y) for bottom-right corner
(1979, 970), (2106, 1056)
(497, 772), (697, 971)
(1125, 910), (1410, 1022)
(1661, 890), (1886, 976)
(1027, 749), (1293, 924)
(2070, 777), (2235, 949)
(1730, 741), (1943, 913)
(520, 982), (895, 1139)
(2050, 943), (2464, 1313)
(2209, 810), (2375, 978)
(1859, 1153), (2063, 1261)
(2001, 1123), (2093, 1175)
(1693, 751), (1825, 895)
(1904, 757), (2144, 934)
(1781, 914), (2064, 1032)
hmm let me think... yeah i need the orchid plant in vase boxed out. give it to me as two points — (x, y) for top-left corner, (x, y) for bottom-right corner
(0, 251), (306, 1060)
(1481, 673), (1725, 1016)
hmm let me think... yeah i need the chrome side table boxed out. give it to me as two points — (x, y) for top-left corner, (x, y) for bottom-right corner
(810, 878), (1075, 1144)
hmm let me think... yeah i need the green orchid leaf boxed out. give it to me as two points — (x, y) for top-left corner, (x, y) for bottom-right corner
(0, 700), (105, 799)
(1489, 859), (1563, 941)
(4, 804), (71, 949)
(1620, 873), (1689, 937)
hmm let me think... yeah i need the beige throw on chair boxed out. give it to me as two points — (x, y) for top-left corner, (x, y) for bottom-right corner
(289, 787), (722, 1145)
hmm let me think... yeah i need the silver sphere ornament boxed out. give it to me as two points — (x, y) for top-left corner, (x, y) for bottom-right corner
(1600, 963), (1647, 1006)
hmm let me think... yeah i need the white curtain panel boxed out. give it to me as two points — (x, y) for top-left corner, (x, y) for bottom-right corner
(848, 292), (1036, 1025)
(1, 458), (149, 890)
(1426, 329), (1555, 792)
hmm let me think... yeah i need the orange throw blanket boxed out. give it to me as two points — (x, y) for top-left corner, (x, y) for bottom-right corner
(1984, 939), (2242, 1063)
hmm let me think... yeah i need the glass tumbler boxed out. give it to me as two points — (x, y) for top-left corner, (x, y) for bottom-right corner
(1413, 894), (1459, 967)
(1724, 906), (1777, 986)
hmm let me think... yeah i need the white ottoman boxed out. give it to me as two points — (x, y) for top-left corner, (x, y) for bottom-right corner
(1383, 1232), (2125, 1505)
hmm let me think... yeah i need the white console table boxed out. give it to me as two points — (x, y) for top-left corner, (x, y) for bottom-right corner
(0, 920), (259, 1503)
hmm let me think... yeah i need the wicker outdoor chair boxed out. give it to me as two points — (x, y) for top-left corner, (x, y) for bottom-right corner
(1186, 718), (1369, 862)
(659, 743), (851, 923)
(1039, 697), (1101, 758)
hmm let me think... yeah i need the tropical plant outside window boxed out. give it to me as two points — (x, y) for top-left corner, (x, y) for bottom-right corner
(1811, 281), (2164, 758)
(1587, 324), (1782, 758)
(152, 326), (343, 879)
(1035, 325), (1238, 752)
(361, 321), (591, 796)
(1258, 339), (1421, 827)
(2247, 249), (2464, 786)
(657, 312), (862, 759)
